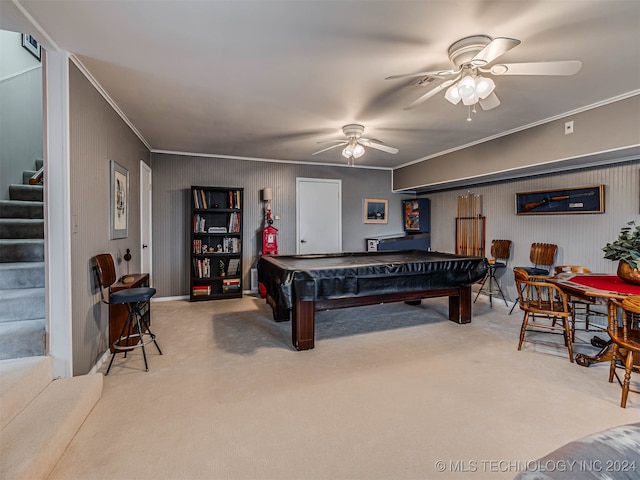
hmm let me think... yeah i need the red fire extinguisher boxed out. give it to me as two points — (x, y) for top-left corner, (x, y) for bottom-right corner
(262, 203), (278, 255)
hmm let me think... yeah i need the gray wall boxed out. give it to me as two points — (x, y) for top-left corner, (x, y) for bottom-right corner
(393, 95), (640, 192)
(0, 66), (42, 199)
(424, 159), (640, 303)
(69, 62), (150, 375)
(150, 153), (413, 298)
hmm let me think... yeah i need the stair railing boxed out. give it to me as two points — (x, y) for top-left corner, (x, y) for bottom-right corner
(29, 166), (44, 185)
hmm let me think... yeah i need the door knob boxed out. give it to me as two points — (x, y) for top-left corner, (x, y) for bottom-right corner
(142, 244), (148, 248)
(300, 239), (307, 243)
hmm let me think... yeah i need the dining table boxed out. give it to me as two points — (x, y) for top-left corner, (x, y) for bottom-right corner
(547, 272), (640, 366)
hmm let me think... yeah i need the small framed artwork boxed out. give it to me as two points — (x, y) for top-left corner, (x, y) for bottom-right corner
(21, 34), (41, 61)
(110, 160), (129, 239)
(364, 198), (388, 224)
(515, 185), (605, 215)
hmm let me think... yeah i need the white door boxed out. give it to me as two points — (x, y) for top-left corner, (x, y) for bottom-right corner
(296, 178), (342, 254)
(140, 161), (152, 283)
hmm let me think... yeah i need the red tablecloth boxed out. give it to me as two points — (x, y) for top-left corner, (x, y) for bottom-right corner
(569, 275), (640, 296)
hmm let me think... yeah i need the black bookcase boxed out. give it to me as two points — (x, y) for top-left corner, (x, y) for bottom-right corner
(190, 186), (243, 301)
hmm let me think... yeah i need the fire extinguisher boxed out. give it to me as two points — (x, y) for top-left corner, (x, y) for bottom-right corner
(261, 199), (278, 255)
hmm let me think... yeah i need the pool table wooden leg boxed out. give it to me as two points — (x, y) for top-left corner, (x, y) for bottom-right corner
(292, 300), (315, 350)
(449, 286), (472, 324)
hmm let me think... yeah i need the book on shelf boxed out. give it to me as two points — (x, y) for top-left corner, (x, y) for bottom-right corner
(193, 214), (206, 233)
(208, 226), (227, 233)
(192, 285), (211, 296)
(192, 188), (208, 209)
(227, 212), (240, 233)
(222, 278), (241, 293)
(193, 258), (211, 278)
(227, 258), (240, 275)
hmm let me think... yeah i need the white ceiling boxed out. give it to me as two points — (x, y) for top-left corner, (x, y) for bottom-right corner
(3, 0), (640, 169)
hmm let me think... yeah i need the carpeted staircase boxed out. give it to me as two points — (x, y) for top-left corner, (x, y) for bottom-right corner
(0, 356), (103, 480)
(0, 159), (45, 360)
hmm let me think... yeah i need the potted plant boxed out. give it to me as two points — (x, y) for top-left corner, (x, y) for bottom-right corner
(602, 221), (640, 285)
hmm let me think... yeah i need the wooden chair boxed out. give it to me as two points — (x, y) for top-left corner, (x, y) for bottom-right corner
(474, 239), (511, 307)
(509, 242), (558, 314)
(554, 265), (606, 341)
(93, 253), (162, 375)
(514, 268), (574, 362)
(608, 296), (640, 408)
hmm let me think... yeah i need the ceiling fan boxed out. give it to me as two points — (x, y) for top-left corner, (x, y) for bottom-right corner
(386, 35), (582, 115)
(312, 124), (399, 165)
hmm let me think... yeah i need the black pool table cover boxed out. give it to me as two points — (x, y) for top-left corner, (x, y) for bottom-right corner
(258, 250), (489, 310)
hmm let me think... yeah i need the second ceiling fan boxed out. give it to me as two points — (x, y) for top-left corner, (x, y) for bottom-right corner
(312, 124), (398, 164)
(386, 35), (582, 113)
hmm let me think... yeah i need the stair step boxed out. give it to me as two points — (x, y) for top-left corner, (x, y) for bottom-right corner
(0, 373), (103, 480)
(0, 263), (45, 289)
(0, 319), (45, 361)
(0, 288), (45, 322)
(0, 239), (44, 262)
(9, 184), (43, 202)
(0, 356), (51, 430)
(0, 200), (44, 219)
(0, 219), (44, 239)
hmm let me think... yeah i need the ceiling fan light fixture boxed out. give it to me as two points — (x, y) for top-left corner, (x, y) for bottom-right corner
(457, 75), (476, 99)
(342, 146), (353, 159)
(353, 144), (365, 158)
(475, 76), (495, 99)
(444, 84), (461, 104)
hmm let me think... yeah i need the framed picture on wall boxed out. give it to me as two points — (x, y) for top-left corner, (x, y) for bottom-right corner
(110, 160), (129, 239)
(21, 34), (41, 61)
(515, 185), (605, 215)
(364, 198), (388, 224)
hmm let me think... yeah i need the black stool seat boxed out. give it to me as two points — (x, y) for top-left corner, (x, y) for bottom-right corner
(110, 287), (156, 304)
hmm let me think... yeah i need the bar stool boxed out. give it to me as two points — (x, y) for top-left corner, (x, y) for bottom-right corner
(93, 253), (162, 375)
(474, 239), (511, 307)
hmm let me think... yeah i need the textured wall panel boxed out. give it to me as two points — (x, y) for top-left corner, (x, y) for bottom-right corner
(150, 154), (412, 298)
(69, 63), (150, 375)
(426, 159), (639, 303)
(0, 67), (43, 199)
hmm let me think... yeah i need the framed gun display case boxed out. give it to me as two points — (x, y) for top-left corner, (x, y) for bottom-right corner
(515, 185), (605, 215)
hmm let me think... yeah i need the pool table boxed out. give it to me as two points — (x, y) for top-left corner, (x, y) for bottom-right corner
(258, 250), (488, 350)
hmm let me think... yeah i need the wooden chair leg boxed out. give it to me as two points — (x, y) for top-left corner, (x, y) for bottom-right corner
(518, 312), (529, 351)
(621, 350), (634, 408)
(609, 345), (618, 383)
(563, 317), (574, 363)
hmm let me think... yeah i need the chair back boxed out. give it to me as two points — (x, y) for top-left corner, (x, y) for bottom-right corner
(93, 253), (117, 303)
(490, 240), (511, 262)
(609, 296), (640, 348)
(514, 267), (569, 316)
(554, 265), (591, 275)
(529, 243), (557, 269)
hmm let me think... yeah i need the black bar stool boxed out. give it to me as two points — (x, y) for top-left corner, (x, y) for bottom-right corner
(93, 253), (162, 375)
(474, 239), (511, 307)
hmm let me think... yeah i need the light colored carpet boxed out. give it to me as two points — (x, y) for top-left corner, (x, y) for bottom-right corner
(47, 295), (638, 480)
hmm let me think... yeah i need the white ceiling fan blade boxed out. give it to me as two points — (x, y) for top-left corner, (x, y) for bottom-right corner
(470, 37), (521, 66)
(403, 77), (459, 110)
(479, 92), (501, 111)
(385, 68), (459, 80)
(359, 139), (398, 154)
(316, 139), (349, 144)
(487, 60), (582, 76)
(312, 142), (346, 155)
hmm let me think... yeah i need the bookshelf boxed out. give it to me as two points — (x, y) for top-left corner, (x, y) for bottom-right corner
(190, 186), (243, 301)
